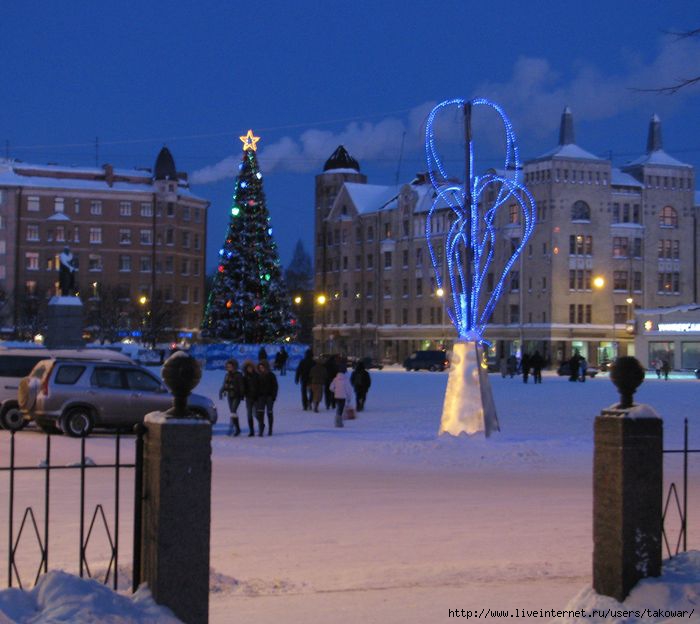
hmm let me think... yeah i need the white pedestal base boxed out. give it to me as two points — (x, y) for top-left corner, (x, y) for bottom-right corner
(439, 341), (499, 437)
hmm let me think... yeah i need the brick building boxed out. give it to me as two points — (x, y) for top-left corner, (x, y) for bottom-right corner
(0, 147), (208, 339)
(313, 110), (697, 366)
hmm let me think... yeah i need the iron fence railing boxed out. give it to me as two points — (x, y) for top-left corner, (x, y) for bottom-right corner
(0, 427), (144, 591)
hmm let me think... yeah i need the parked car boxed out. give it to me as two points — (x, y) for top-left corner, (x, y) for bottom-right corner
(348, 356), (384, 370)
(18, 357), (217, 437)
(694, 369), (700, 380)
(403, 350), (449, 372)
(556, 362), (598, 378)
(0, 347), (131, 431)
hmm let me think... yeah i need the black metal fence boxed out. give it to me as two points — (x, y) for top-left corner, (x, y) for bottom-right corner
(662, 418), (699, 558)
(0, 428), (144, 591)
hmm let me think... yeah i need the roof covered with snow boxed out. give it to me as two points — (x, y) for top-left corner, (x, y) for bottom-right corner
(343, 182), (400, 214)
(624, 148), (692, 169)
(532, 142), (605, 162)
(610, 168), (643, 188)
(0, 159), (207, 201)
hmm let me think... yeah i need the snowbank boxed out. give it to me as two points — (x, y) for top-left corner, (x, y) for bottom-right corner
(0, 571), (182, 623)
(554, 551), (700, 623)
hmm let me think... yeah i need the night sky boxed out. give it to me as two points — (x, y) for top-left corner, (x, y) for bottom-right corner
(2, 1), (699, 273)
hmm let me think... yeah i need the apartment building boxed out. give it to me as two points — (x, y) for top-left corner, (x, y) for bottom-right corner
(0, 147), (208, 337)
(313, 110), (696, 366)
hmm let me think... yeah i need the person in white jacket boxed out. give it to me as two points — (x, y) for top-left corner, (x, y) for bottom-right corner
(329, 364), (353, 428)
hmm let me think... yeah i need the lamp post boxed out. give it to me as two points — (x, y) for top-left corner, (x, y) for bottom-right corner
(138, 295), (149, 345)
(593, 276), (616, 363)
(436, 287), (445, 348)
(316, 293), (327, 353)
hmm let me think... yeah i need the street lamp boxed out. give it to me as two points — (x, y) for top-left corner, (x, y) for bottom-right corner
(436, 287), (445, 348)
(593, 275), (616, 362)
(316, 294), (327, 353)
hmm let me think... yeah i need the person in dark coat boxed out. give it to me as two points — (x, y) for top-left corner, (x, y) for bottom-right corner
(295, 349), (314, 410)
(661, 358), (671, 380)
(568, 351), (581, 382)
(274, 346), (289, 376)
(219, 358), (245, 436)
(506, 354), (517, 378)
(258, 346), (268, 362)
(256, 359), (278, 436)
(350, 361), (371, 411)
(242, 359), (260, 437)
(521, 353), (530, 384)
(309, 358), (327, 412)
(324, 355), (339, 410)
(530, 351), (544, 384)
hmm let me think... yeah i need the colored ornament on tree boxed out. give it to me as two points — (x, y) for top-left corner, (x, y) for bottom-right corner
(201, 130), (296, 342)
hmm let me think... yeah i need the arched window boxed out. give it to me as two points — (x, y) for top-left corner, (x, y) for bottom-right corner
(659, 205), (678, 228)
(571, 200), (591, 222)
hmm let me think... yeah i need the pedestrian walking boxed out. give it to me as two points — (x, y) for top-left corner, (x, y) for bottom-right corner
(295, 349), (314, 410)
(242, 359), (260, 437)
(506, 354), (517, 378)
(350, 360), (371, 411)
(499, 357), (507, 378)
(324, 355), (339, 410)
(579, 357), (588, 382)
(652, 358), (662, 379)
(530, 351), (544, 384)
(258, 346), (268, 362)
(521, 353), (530, 384)
(568, 351), (581, 382)
(661, 358), (671, 381)
(276, 346), (288, 376)
(309, 357), (327, 412)
(256, 359), (278, 436)
(219, 359), (244, 436)
(329, 364), (353, 427)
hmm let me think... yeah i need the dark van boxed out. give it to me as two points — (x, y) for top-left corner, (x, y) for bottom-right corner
(403, 350), (449, 372)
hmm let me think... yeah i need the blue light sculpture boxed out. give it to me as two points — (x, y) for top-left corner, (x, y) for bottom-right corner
(425, 98), (536, 436)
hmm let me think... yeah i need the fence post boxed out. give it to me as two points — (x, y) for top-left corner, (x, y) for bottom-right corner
(593, 356), (662, 601)
(139, 354), (211, 624)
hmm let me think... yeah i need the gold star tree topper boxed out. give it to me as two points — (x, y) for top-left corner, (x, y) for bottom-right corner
(239, 129), (260, 151)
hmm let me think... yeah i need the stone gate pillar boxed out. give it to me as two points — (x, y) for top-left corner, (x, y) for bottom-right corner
(593, 356), (662, 602)
(140, 353), (212, 624)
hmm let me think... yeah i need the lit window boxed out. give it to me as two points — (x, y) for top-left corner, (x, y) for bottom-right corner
(25, 252), (39, 271)
(89, 227), (102, 243)
(54, 198), (65, 213)
(27, 196), (40, 211)
(119, 201), (132, 216)
(659, 206), (678, 228)
(140, 202), (153, 217)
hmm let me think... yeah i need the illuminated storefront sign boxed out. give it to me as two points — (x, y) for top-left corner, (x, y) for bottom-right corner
(657, 323), (700, 333)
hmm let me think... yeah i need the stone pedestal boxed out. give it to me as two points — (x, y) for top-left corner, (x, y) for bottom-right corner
(141, 414), (212, 624)
(439, 340), (499, 437)
(45, 296), (84, 349)
(593, 405), (662, 602)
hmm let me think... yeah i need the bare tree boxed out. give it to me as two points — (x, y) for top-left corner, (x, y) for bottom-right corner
(635, 29), (700, 94)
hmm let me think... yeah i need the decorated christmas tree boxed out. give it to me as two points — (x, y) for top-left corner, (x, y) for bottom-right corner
(201, 130), (296, 342)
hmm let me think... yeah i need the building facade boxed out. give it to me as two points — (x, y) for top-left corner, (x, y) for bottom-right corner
(0, 147), (208, 339)
(313, 110), (697, 367)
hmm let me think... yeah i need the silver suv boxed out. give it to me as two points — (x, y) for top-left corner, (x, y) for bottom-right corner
(19, 358), (217, 437)
(0, 348), (132, 431)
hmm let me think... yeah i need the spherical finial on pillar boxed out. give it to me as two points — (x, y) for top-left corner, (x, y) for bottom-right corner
(610, 356), (645, 409)
(161, 352), (202, 417)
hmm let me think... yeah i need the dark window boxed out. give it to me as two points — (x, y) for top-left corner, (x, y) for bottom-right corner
(0, 355), (45, 378)
(92, 367), (125, 389)
(571, 200), (590, 221)
(54, 365), (85, 385)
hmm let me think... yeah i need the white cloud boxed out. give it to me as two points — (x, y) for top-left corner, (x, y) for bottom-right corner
(191, 36), (700, 184)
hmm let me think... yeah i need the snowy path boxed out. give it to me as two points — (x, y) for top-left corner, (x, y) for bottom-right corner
(1, 368), (699, 622)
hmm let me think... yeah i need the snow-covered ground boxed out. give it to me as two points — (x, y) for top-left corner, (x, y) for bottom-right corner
(1, 367), (699, 623)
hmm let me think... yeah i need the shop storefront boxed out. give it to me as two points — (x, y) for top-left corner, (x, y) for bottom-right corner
(635, 305), (700, 370)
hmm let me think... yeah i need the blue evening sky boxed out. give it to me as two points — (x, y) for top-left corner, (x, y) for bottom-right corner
(1, 1), (699, 273)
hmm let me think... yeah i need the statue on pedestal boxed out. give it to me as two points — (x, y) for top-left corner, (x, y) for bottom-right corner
(58, 246), (77, 296)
